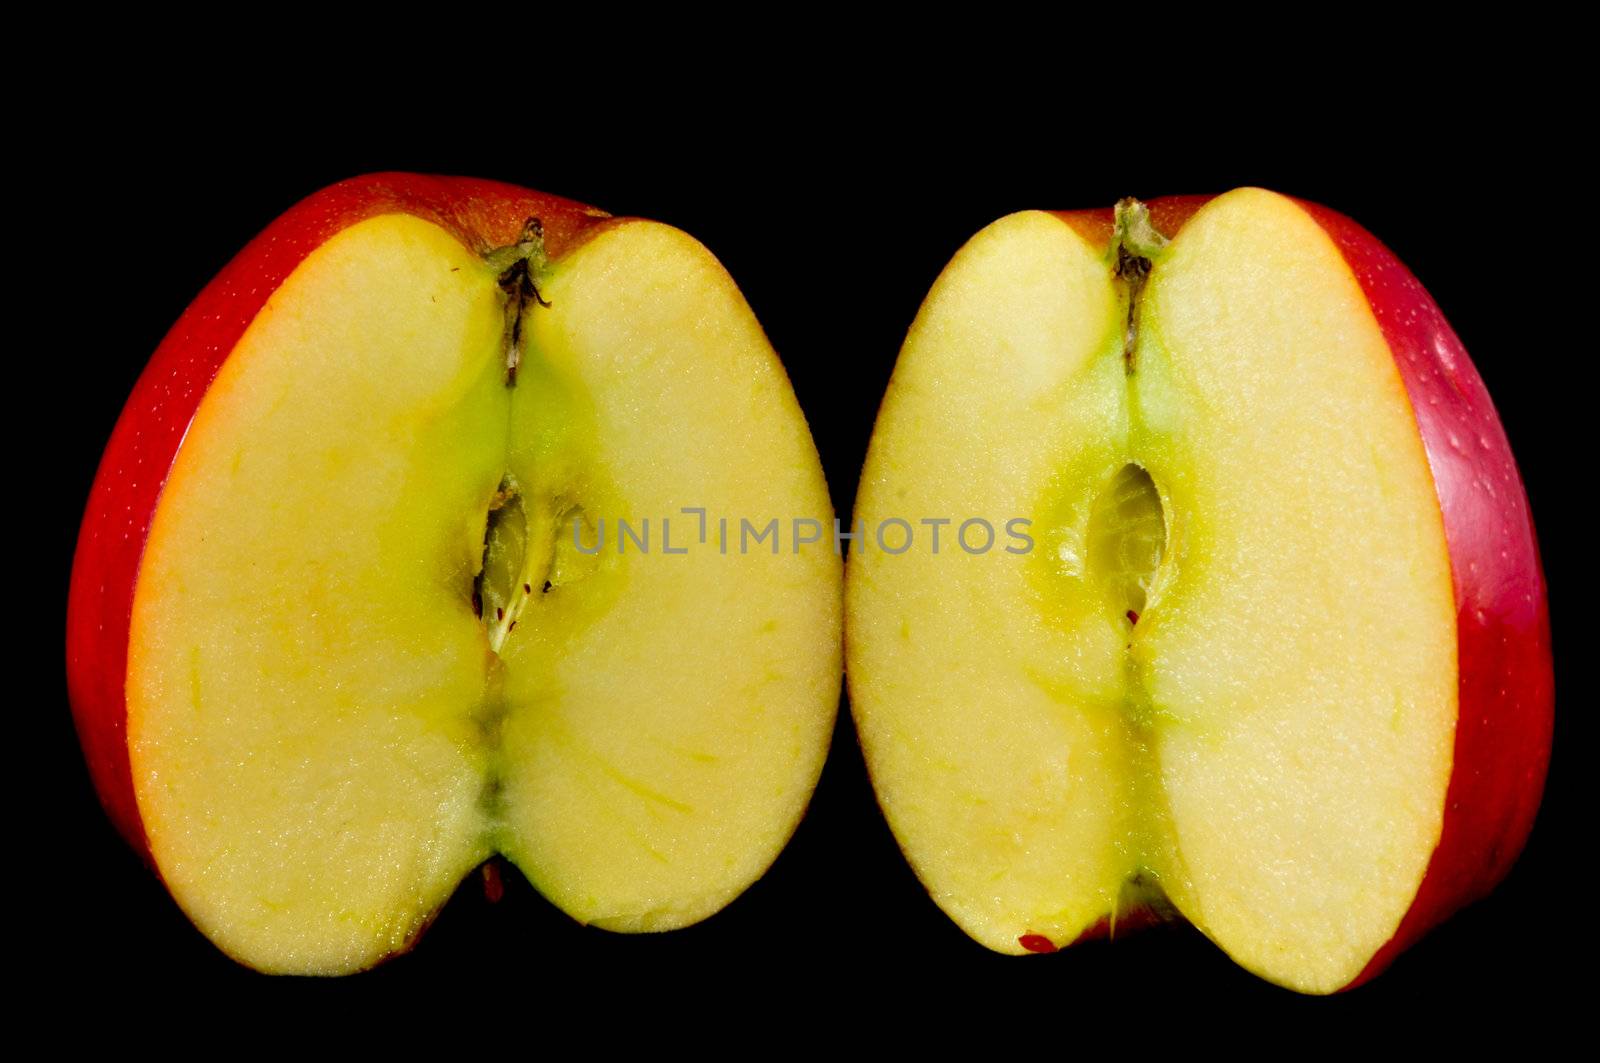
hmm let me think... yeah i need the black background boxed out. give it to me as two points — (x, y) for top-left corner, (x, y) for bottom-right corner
(31, 71), (1576, 1026)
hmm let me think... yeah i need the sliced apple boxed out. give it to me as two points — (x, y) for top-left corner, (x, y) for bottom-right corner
(69, 176), (840, 973)
(846, 188), (1551, 992)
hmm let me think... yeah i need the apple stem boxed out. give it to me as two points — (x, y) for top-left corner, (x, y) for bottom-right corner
(1113, 198), (1169, 374)
(487, 218), (553, 387)
(1114, 198), (1169, 261)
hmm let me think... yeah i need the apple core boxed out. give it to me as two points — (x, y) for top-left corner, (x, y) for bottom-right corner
(1085, 462), (1166, 622)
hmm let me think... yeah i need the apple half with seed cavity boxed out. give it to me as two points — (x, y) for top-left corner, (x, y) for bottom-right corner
(846, 188), (1552, 992)
(66, 174), (841, 973)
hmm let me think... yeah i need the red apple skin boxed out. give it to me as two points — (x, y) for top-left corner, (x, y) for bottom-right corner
(1047, 194), (1552, 984)
(1300, 200), (1554, 988)
(66, 174), (615, 861)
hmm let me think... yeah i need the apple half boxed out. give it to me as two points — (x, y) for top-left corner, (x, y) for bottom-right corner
(66, 174), (841, 974)
(846, 189), (1552, 992)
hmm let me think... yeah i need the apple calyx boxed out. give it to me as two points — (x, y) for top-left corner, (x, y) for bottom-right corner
(1112, 197), (1170, 373)
(1109, 869), (1177, 935)
(485, 217), (553, 386)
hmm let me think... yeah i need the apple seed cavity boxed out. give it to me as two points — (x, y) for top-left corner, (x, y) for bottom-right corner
(1087, 463), (1167, 624)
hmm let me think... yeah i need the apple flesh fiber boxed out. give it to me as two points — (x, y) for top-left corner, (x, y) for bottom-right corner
(845, 188), (1552, 993)
(67, 174), (842, 974)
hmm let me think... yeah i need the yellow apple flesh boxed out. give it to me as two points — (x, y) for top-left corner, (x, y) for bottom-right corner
(847, 189), (1461, 993)
(128, 212), (841, 973)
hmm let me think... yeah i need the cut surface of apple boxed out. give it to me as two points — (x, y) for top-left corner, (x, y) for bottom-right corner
(846, 189), (1551, 993)
(70, 177), (840, 974)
